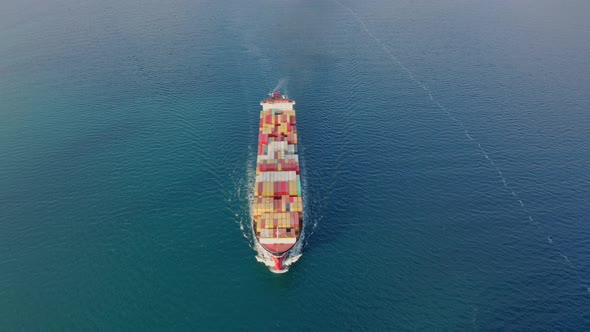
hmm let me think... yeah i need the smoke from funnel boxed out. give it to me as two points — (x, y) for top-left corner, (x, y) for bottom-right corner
(273, 78), (288, 93)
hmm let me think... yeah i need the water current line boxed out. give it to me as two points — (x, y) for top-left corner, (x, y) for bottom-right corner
(330, 0), (590, 294)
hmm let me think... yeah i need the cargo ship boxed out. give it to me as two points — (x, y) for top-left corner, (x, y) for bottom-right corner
(252, 91), (302, 271)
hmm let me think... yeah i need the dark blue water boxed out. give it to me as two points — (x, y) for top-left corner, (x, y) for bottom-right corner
(2, 0), (590, 329)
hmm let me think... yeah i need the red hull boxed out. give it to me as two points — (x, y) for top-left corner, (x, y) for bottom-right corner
(260, 243), (295, 256)
(271, 255), (286, 271)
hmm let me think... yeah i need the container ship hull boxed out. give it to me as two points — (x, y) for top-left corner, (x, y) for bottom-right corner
(252, 92), (302, 271)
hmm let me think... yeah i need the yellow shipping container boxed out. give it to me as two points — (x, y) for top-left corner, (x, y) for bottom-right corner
(263, 182), (271, 196)
(253, 197), (274, 215)
(289, 181), (297, 196)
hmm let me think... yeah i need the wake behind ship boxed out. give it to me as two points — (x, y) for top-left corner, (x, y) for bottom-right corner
(252, 91), (303, 271)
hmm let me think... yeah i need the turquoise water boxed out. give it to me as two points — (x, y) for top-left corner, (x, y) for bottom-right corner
(2, 0), (590, 329)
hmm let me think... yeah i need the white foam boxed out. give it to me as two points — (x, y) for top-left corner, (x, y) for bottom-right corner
(562, 254), (570, 262)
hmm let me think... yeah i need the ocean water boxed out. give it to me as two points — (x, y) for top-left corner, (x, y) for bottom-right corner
(2, 0), (590, 329)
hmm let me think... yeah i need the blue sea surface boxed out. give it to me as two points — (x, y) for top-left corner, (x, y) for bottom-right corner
(1, 0), (590, 329)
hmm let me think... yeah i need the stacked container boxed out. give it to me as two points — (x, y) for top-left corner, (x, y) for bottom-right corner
(253, 105), (303, 245)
